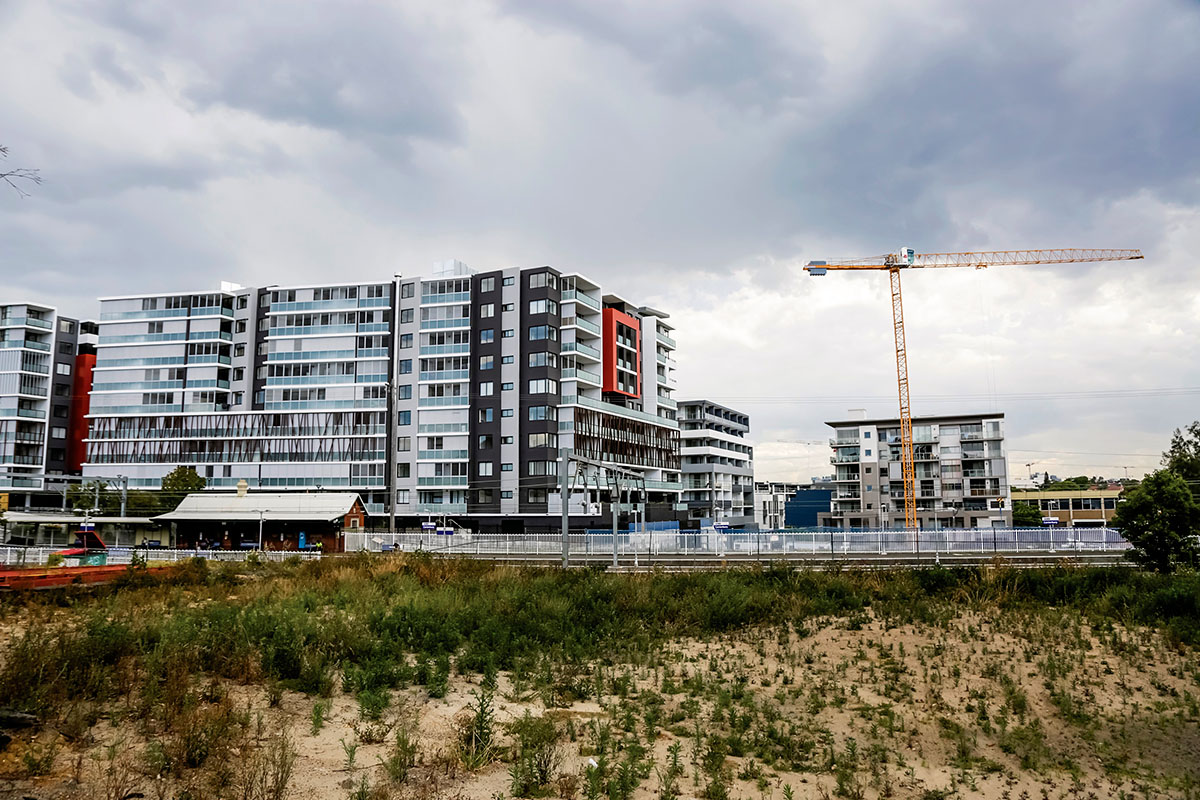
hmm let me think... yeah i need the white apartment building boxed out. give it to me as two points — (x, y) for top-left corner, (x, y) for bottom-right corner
(0, 302), (81, 491)
(817, 412), (1012, 529)
(678, 400), (754, 527)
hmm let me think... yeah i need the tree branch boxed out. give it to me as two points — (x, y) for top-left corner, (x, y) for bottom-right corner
(0, 145), (42, 198)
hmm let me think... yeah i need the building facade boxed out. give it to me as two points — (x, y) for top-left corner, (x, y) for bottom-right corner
(0, 302), (88, 492)
(755, 481), (806, 529)
(678, 400), (754, 527)
(1011, 488), (1120, 527)
(83, 281), (395, 512)
(82, 262), (683, 528)
(817, 412), (1012, 529)
(390, 261), (682, 530)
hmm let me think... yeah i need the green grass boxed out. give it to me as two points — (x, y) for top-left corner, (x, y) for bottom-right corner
(1, 554), (1198, 723)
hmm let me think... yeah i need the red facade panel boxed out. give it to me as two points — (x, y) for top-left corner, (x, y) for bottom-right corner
(66, 352), (95, 472)
(601, 307), (641, 398)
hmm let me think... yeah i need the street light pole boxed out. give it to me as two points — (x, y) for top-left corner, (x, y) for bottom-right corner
(258, 510), (265, 550)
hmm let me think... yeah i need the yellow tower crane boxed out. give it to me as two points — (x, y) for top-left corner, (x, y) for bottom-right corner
(804, 247), (1143, 530)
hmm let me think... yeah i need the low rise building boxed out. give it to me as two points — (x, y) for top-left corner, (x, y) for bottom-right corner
(1011, 488), (1121, 527)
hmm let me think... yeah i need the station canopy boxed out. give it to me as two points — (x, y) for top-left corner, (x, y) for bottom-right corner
(155, 492), (365, 522)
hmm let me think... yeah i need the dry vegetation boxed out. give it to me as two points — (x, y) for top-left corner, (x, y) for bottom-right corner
(1, 555), (1198, 800)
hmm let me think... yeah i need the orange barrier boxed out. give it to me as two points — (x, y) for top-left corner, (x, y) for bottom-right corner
(0, 564), (173, 591)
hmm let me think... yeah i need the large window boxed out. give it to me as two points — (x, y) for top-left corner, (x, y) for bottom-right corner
(528, 379), (558, 395)
(528, 405), (557, 421)
(529, 299), (558, 315)
(528, 433), (558, 449)
(528, 325), (557, 342)
(528, 272), (557, 290)
(480, 329), (494, 344)
(480, 277), (496, 293)
(528, 352), (557, 368)
(479, 355), (494, 370)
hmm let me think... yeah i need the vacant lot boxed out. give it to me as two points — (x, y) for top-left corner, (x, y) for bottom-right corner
(1, 556), (1198, 799)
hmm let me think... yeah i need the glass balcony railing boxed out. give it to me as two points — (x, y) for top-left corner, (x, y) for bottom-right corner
(656, 331), (676, 348)
(561, 366), (601, 385)
(417, 477), (468, 487)
(419, 370), (470, 382)
(421, 292), (471, 304)
(561, 394), (679, 428)
(417, 450), (470, 460)
(419, 344), (471, 356)
(562, 341), (600, 360)
(416, 502), (468, 513)
(1, 316), (54, 329)
(0, 339), (51, 351)
(418, 396), (470, 407)
(420, 318), (471, 330)
(562, 290), (601, 311)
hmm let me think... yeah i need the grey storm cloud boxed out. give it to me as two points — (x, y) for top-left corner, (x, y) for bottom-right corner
(2, 0), (1199, 477)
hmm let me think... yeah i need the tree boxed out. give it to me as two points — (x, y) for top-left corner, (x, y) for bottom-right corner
(1111, 469), (1200, 573)
(159, 466), (206, 512)
(68, 481), (115, 513)
(1012, 502), (1043, 527)
(0, 145), (41, 197)
(1163, 420), (1200, 485)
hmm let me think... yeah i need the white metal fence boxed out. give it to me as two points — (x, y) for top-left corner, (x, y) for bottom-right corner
(343, 527), (1130, 560)
(0, 546), (322, 568)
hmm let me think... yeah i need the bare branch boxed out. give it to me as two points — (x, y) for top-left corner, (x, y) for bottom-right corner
(0, 145), (42, 198)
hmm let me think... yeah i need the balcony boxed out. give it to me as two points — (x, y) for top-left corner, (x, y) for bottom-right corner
(420, 370), (470, 382)
(0, 408), (47, 419)
(644, 480), (683, 491)
(831, 453), (860, 463)
(562, 341), (601, 361)
(562, 394), (679, 429)
(656, 331), (676, 348)
(416, 502), (468, 514)
(656, 395), (677, 409)
(418, 396), (470, 407)
(562, 366), (602, 385)
(0, 339), (51, 351)
(832, 474), (860, 483)
(420, 317), (471, 330)
(562, 290), (601, 311)
(419, 344), (471, 356)
(417, 450), (470, 460)
(417, 477), (468, 487)
(421, 291), (470, 304)
(563, 316), (601, 336)
(829, 437), (859, 446)
(0, 316), (54, 329)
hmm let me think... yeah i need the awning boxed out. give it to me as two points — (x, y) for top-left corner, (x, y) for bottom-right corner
(155, 491), (365, 522)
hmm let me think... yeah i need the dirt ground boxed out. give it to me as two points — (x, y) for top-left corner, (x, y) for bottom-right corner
(2, 607), (1199, 800)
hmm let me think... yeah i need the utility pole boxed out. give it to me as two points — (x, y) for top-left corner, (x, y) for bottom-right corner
(559, 448), (571, 568)
(118, 475), (128, 518)
(611, 473), (619, 568)
(387, 274), (402, 535)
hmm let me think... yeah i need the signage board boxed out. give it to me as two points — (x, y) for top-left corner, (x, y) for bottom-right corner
(1042, 517), (1060, 525)
(421, 522), (437, 530)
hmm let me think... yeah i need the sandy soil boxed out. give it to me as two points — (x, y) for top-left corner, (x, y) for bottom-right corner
(2, 608), (1198, 800)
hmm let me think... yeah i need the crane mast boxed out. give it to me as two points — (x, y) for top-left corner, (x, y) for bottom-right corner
(806, 247), (1143, 533)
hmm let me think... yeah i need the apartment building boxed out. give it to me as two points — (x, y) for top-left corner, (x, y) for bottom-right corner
(816, 412), (1011, 529)
(83, 281), (395, 512)
(82, 262), (683, 527)
(677, 400), (754, 527)
(0, 303), (85, 492)
(391, 261), (682, 530)
(755, 481), (806, 529)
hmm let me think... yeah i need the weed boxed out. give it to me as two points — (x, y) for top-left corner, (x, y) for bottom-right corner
(457, 688), (496, 770)
(22, 736), (58, 776)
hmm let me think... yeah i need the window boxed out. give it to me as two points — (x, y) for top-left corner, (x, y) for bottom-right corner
(58, 342), (73, 355)
(475, 489), (494, 503)
(479, 355), (494, 370)
(399, 359), (412, 374)
(528, 433), (558, 449)
(866, 485), (873, 492)
(480, 277), (495, 293)
(479, 381), (494, 396)
(528, 351), (558, 368)
(501, 463), (514, 472)
(501, 491), (513, 499)
(501, 436), (514, 445)
(397, 410), (411, 425)
(58, 319), (74, 334)
(56, 363), (71, 376)
(235, 320), (246, 334)
(502, 303), (514, 312)
(501, 382), (513, 391)
(527, 460), (553, 475)
(480, 329), (494, 344)
(528, 405), (557, 421)
(527, 488), (548, 503)
(478, 408), (494, 423)
(529, 299), (559, 315)
(502, 355), (514, 364)
(528, 325), (557, 341)
(397, 463), (411, 478)
(865, 449), (872, 456)
(478, 434), (494, 449)
(478, 462), (493, 477)
(863, 431), (871, 439)
(399, 334), (413, 349)
(397, 436), (411, 452)
(397, 489), (410, 504)
(397, 384), (412, 400)
(865, 466), (873, 474)
(147, 322), (163, 334)
(527, 379), (558, 395)
(501, 408), (514, 418)
(235, 343), (246, 357)
(503, 276), (515, 286)
(400, 308), (414, 323)
(401, 283), (415, 298)
(51, 426), (66, 439)
(502, 329), (514, 338)
(480, 303), (495, 318)
(528, 272), (557, 289)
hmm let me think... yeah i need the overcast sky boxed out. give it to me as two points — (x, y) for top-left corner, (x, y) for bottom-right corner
(3, 0), (1198, 482)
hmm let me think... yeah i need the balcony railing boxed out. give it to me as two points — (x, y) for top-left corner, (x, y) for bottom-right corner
(0, 316), (54, 329)
(417, 477), (468, 487)
(562, 290), (601, 311)
(562, 366), (601, 385)
(561, 394), (679, 429)
(562, 341), (601, 360)
(416, 502), (468, 514)
(417, 450), (470, 460)
(656, 331), (676, 348)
